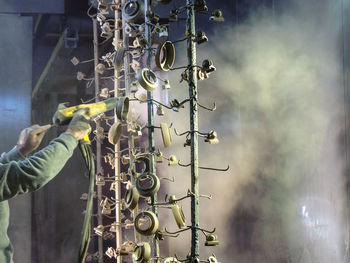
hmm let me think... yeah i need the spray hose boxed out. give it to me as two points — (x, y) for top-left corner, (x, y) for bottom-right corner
(77, 138), (95, 263)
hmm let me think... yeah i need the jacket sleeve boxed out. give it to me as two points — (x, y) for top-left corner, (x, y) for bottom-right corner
(0, 133), (78, 201)
(0, 146), (25, 164)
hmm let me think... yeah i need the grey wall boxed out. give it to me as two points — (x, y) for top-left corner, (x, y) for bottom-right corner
(0, 14), (33, 263)
(0, 0), (64, 14)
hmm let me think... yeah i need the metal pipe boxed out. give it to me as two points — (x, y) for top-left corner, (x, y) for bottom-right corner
(144, 0), (160, 261)
(186, 0), (200, 260)
(93, 18), (104, 263)
(113, 5), (123, 263)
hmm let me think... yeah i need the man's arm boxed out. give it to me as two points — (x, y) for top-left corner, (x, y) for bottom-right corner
(0, 108), (91, 202)
(0, 133), (77, 201)
(0, 147), (25, 164)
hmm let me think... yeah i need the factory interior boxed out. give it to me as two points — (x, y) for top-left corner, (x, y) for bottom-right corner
(1, 0), (350, 263)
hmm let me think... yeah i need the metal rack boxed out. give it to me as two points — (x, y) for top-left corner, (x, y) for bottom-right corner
(74, 1), (227, 262)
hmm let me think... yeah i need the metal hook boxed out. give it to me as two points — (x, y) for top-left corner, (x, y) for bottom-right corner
(159, 176), (175, 182)
(164, 226), (191, 235)
(195, 226), (216, 235)
(131, 93), (173, 110)
(174, 128), (190, 137)
(156, 230), (180, 239)
(197, 101), (216, 111)
(177, 161), (229, 172)
(199, 165), (230, 172)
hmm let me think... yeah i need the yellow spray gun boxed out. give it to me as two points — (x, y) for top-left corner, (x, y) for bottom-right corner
(52, 97), (129, 125)
(52, 97), (129, 142)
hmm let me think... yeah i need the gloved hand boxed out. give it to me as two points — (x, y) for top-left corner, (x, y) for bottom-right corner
(17, 124), (52, 156)
(65, 108), (92, 141)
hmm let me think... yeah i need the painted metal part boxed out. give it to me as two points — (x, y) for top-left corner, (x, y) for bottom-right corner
(116, 96), (129, 121)
(160, 122), (172, 147)
(171, 204), (186, 229)
(124, 187), (140, 210)
(134, 211), (159, 236)
(136, 68), (159, 91)
(131, 156), (151, 177)
(205, 234), (219, 246)
(108, 122), (123, 145)
(135, 173), (160, 197)
(155, 41), (175, 71)
(122, 0), (145, 22)
(132, 242), (151, 263)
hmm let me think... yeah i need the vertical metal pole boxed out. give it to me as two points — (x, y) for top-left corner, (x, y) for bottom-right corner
(186, 0), (200, 261)
(93, 18), (104, 263)
(122, 0), (141, 244)
(114, 5), (122, 263)
(144, 0), (160, 261)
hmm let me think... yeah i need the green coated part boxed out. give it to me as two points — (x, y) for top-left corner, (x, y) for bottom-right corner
(135, 173), (160, 197)
(134, 211), (159, 236)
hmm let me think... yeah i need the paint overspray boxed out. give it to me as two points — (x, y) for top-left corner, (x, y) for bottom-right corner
(149, 0), (350, 262)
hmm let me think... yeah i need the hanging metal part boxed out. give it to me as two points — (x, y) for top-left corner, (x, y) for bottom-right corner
(194, 30), (208, 44)
(122, 0), (145, 22)
(162, 79), (171, 89)
(130, 81), (139, 93)
(155, 41), (176, 71)
(108, 122), (123, 145)
(204, 234), (219, 246)
(194, 0), (208, 12)
(156, 105), (165, 116)
(172, 204), (186, 229)
(134, 211), (159, 235)
(136, 68), (159, 91)
(209, 9), (224, 22)
(113, 47), (126, 70)
(101, 22), (113, 38)
(124, 186), (140, 210)
(201, 59), (216, 73)
(132, 242), (152, 263)
(160, 122), (172, 147)
(98, 0), (109, 14)
(135, 173), (160, 197)
(116, 96), (130, 120)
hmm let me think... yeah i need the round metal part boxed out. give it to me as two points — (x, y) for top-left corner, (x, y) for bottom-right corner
(116, 97), (129, 121)
(163, 257), (180, 263)
(135, 173), (160, 197)
(208, 256), (218, 263)
(131, 156), (150, 177)
(160, 122), (172, 147)
(122, 0), (144, 23)
(136, 68), (158, 91)
(132, 242), (151, 263)
(205, 234), (219, 246)
(134, 211), (159, 236)
(124, 187), (140, 210)
(108, 123), (123, 145)
(155, 41), (175, 71)
(172, 204), (186, 229)
(113, 47), (125, 70)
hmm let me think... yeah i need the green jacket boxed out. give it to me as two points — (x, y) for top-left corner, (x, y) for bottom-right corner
(0, 133), (78, 263)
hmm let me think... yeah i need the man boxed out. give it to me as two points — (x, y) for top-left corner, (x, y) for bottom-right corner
(0, 109), (91, 263)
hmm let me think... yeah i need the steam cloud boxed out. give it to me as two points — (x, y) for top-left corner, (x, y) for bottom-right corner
(161, 1), (349, 262)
